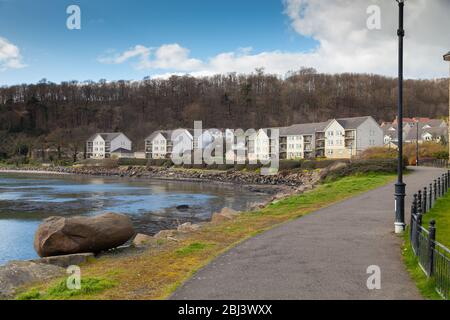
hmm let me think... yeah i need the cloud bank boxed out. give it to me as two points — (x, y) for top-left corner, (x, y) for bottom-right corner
(98, 0), (450, 79)
(0, 37), (26, 71)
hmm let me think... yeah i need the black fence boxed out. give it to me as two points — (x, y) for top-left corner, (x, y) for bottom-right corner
(410, 171), (450, 299)
(418, 159), (449, 168)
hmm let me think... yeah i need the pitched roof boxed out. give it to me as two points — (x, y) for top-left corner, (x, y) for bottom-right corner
(336, 116), (372, 129)
(145, 130), (172, 141)
(87, 132), (124, 142)
(279, 120), (332, 136)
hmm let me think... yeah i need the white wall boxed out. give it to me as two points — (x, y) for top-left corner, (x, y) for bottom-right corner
(92, 135), (105, 159)
(324, 120), (346, 158)
(110, 134), (132, 153)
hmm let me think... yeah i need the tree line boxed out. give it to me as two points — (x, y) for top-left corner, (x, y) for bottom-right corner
(0, 68), (448, 161)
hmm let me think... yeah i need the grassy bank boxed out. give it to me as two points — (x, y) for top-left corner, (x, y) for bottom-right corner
(402, 191), (450, 300)
(17, 172), (395, 300)
(402, 232), (443, 300)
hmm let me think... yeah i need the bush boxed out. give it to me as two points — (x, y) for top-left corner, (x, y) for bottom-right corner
(432, 151), (449, 160)
(324, 159), (399, 180)
(147, 159), (173, 167)
(118, 158), (148, 166)
(278, 160), (302, 170)
(404, 142), (448, 165)
(360, 147), (397, 160)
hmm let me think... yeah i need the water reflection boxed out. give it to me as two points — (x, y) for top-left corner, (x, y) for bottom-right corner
(0, 173), (269, 264)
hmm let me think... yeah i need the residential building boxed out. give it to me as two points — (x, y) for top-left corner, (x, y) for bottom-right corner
(145, 129), (193, 159)
(382, 118), (448, 146)
(335, 116), (383, 157)
(279, 116), (382, 160)
(86, 133), (132, 159)
(279, 121), (330, 160)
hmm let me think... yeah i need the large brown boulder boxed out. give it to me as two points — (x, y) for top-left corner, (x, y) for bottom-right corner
(34, 213), (135, 257)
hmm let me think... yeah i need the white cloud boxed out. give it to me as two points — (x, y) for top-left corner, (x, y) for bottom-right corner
(0, 37), (26, 71)
(283, 0), (450, 78)
(98, 0), (450, 79)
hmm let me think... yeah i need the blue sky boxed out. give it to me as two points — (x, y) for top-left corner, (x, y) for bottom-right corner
(0, 0), (317, 85)
(0, 0), (449, 85)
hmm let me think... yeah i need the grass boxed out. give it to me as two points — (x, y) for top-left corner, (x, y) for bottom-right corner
(401, 190), (450, 300)
(16, 277), (117, 300)
(421, 193), (450, 248)
(16, 172), (395, 300)
(402, 230), (442, 300)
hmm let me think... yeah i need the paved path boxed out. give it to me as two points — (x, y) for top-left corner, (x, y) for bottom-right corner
(171, 167), (446, 300)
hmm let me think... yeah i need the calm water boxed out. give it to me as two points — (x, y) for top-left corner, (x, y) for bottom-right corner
(0, 173), (269, 265)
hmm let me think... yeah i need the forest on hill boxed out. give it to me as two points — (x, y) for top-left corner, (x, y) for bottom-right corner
(0, 68), (448, 161)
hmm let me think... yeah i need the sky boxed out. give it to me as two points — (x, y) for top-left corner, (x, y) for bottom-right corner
(0, 0), (449, 85)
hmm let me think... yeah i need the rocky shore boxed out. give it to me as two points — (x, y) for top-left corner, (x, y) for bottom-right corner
(0, 165), (325, 192)
(0, 164), (334, 299)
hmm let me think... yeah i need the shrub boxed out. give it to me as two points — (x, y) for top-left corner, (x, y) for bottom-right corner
(118, 158), (148, 166)
(360, 147), (397, 160)
(324, 159), (399, 180)
(278, 160), (302, 170)
(148, 159), (173, 167)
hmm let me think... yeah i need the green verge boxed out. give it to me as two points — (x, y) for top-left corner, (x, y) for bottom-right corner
(402, 230), (442, 300)
(16, 172), (395, 300)
(402, 191), (450, 300)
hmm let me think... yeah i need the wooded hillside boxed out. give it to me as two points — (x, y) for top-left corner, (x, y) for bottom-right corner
(0, 68), (448, 160)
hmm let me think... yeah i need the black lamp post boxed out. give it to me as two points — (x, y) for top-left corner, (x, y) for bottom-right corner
(395, 0), (406, 234)
(416, 119), (419, 166)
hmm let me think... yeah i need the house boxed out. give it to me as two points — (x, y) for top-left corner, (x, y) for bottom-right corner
(383, 119), (448, 146)
(279, 121), (330, 160)
(86, 133), (132, 159)
(246, 128), (279, 162)
(279, 116), (382, 160)
(145, 129), (193, 159)
(335, 116), (383, 158)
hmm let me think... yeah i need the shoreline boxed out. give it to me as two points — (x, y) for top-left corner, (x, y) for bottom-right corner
(0, 165), (320, 195)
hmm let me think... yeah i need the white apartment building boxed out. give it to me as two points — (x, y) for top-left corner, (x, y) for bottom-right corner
(86, 133), (132, 159)
(145, 129), (194, 159)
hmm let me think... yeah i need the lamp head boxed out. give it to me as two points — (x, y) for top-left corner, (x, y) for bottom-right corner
(444, 52), (450, 62)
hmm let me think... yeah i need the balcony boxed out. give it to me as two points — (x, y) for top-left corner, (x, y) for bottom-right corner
(315, 132), (325, 140)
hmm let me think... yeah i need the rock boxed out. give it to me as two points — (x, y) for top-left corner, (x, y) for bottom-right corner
(132, 233), (155, 247)
(176, 204), (190, 211)
(153, 229), (177, 239)
(177, 222), (201, 233)
(34, 213), (135, 257)
(211, 207), (239, 223)
(0, 261), (65, 299)
(31, 253), (95, 268)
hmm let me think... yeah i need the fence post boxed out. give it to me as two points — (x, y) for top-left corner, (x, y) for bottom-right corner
(434, 180), (437, 201)
(429, 183), (433, 209)
(443, 174), (447, 194)
(438, 178), (441, 197)
(416, 211), (423, 254)
(428, 220), (436, 277)
(448, 170), (450, 187)
(411, 194), (418, 243)
(418, 190), (422, 214)
(423, 187), (427, 213)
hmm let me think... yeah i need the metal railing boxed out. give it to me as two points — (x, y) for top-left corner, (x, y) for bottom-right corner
(409, 171), (450, 299)
(418, 159), (448, 168)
